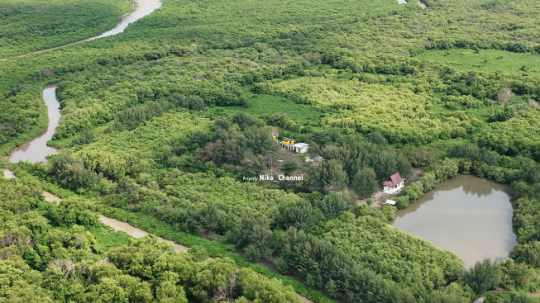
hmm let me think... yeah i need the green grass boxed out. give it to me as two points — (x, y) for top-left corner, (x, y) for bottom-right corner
(416, 49), (540, 74)
(214, 85), (323, 124)
(91, 227), (132, 252)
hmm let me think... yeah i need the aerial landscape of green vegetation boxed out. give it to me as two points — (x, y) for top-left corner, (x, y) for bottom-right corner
(3, 0), (540, 302)
(0, 0), (131, 57)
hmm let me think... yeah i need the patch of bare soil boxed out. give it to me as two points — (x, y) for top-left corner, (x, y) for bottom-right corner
(267, 149), (300, 173)
(406, 168), (423, 185)
(358, 190), (400, 209)
(43, 191), (61, 206)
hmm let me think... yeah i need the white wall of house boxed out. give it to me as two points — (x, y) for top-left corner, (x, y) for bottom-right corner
(383, 181), (404, 194)
(294, 143), (309, 154)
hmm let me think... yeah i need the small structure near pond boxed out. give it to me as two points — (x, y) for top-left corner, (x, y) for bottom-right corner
(385, 199), (397, 206)
(382, 172), (405, 194)
(294, 143), (309, 154)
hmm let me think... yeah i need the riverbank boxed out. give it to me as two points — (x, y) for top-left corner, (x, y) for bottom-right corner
(0, 0), (162, 61)
(5, 0), (163, 163)
(9, 84), (60, 163)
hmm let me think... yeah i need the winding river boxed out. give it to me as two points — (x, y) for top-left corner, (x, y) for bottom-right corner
(5, 1), (313, 300)
(3, 0), (162, 59)
(392, 175), (516, 268)
(8, 0), (162, 163)
(9, 85), (60, 162)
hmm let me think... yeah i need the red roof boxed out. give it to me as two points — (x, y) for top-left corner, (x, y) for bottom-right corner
(382, 172), (405, 187)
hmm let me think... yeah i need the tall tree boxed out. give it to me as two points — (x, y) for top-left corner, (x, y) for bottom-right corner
(462, 258), (501, 295)
(280, 161), (299, 175)
(313, 159), (349, 192)
(352, 168), (379, 199)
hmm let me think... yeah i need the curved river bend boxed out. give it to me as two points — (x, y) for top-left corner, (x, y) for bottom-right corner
(9, 85), (60, 162)
(6, 1), (314, 300)
(8, 0), (162, 163)
(392, 175), (517, 268)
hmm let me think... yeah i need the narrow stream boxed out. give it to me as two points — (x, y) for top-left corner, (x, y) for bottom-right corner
(4, 1), (314, 299)
(397, 0), (426, 8)
(9, 85), (60, 163)
(3, 0), (162, 59)
(8, 0), (162, 163)
(88, 0), (162, 41)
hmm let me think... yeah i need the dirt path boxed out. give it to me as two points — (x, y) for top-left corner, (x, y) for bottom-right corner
(43, 191), (61, 206)
(3, 168), (315, 303)
(406, 168), (424, 185)
(98, 215), (188, 252)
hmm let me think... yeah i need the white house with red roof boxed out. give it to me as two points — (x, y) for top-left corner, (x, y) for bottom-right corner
(382, 172), (405, 194)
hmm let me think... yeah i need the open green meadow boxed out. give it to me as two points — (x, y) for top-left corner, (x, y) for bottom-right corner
(416, 49), (540, 75)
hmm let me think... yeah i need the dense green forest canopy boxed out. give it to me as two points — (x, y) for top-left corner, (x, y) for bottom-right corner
(3, 0), (540, 302)
(0, 0), (131, 57)
(0, 176), (299, 303)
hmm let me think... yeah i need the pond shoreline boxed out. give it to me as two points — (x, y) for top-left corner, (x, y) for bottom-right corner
(392, 174), (516, 268)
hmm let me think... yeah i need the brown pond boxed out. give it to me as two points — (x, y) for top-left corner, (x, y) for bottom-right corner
(392, 174), (516, 268)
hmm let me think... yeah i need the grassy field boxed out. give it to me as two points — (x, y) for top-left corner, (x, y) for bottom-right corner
(416, 49), (540, 74)
(214, 86), (323, 124)
(0, 0), (131, 57)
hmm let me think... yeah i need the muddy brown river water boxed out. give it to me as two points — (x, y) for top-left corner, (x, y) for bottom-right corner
(392, 174), (516, 268)
(9, 85), (60, 163)
(8, 0), (162, 163)
(4, 1), (315, 299)
(88, 0), (162, 41)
